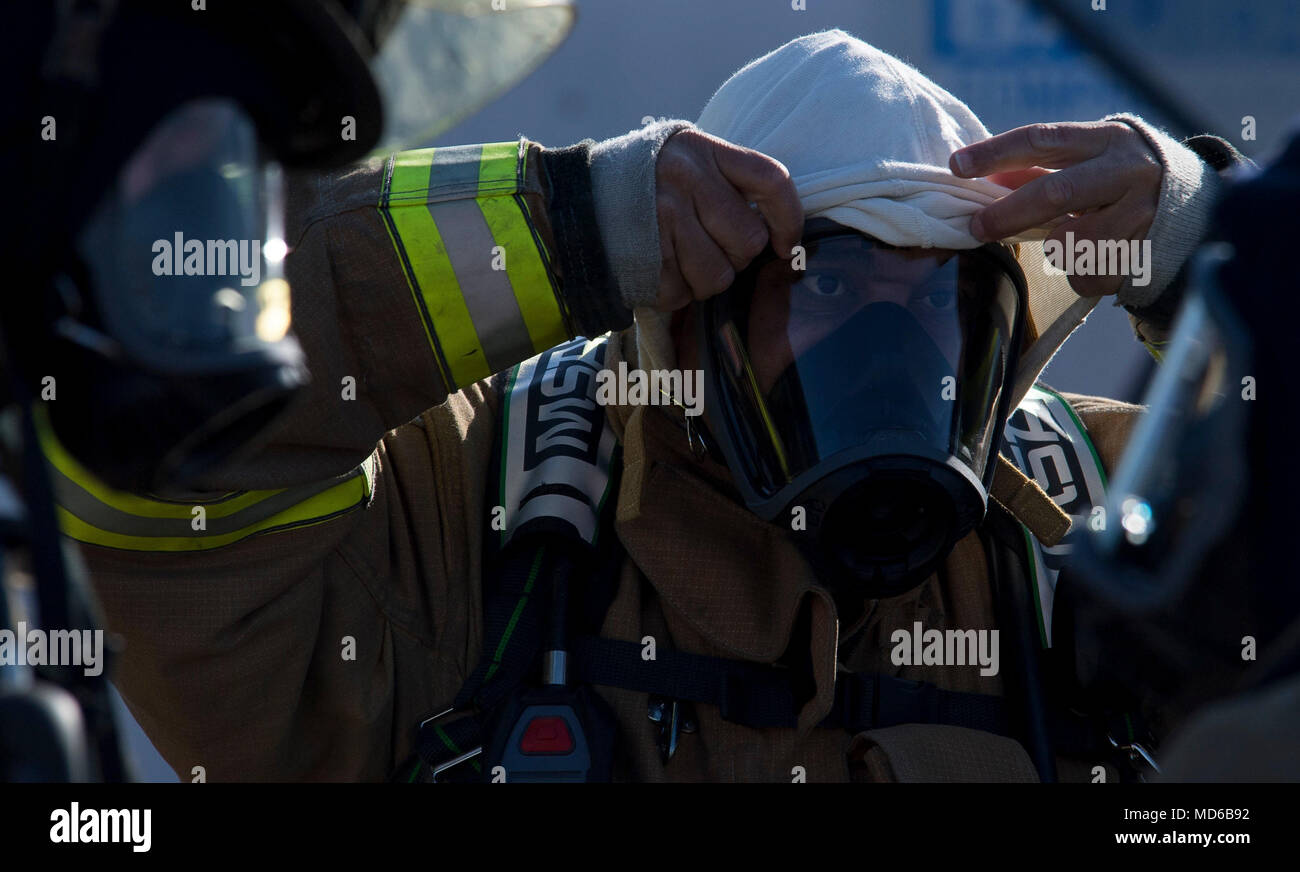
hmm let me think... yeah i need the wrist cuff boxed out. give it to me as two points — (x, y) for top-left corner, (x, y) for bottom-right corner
(589, 119), (695, 309)
(1105, 113), (1224, 308)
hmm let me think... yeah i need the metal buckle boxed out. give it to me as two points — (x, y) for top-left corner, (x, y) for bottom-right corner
(685, 414), (708, 461)
(647, 695), (697, 764)
(419, 707), (484, 783)
(1107, 733), (1161, 780)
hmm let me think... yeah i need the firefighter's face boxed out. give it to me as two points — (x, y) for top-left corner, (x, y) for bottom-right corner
(744, 245), (965, 395)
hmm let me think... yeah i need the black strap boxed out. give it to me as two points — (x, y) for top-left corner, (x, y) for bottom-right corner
(405, 627), (1121, 779)
(453, 542), (564, 713)
(410, 714), (484, 782)
(829, 671), (1010, 735)
(539, 142), (632, 337)
(569, 636), (1011, 736)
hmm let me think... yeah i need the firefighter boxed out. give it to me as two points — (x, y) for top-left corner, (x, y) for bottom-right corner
(43, 28), (1244, 781)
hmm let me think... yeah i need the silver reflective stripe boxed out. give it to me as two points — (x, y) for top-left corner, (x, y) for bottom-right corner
(428, 196), (534, 373)
(425, 143), (534, 373)
(427, 143), (485, 198)
(51, 463), (369, 540)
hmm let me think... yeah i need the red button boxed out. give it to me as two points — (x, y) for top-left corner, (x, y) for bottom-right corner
(520, 716), (574, 754)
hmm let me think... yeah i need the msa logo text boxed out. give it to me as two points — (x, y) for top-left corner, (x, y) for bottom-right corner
(523, 340), (604, 467)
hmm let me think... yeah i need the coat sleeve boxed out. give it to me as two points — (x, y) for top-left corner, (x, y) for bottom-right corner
(1123, 133), (1253, 359)
(49, 137), (623, 540)
(205, 138), (621, 491)
(43, 138), (623, 779)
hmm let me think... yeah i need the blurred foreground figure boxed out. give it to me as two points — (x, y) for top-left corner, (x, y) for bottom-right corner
(1, 0), (577, 780)
(1066, 130), (1300, 780)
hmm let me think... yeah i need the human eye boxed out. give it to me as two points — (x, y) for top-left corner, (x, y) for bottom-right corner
(914, 284), (957, 312)
(794, 271), (848, 299)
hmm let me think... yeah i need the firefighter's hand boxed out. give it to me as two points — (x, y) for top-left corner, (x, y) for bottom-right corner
(654, 129), (804, 312)
(949, 121), (1162, 297)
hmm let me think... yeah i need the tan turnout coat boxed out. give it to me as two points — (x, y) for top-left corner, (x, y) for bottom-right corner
(65, 146), (1149, 782)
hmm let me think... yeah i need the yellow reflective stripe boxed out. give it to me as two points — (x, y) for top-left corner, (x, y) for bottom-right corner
(385, 149), (489, 387)
(38, 406), (376, 551)
(379, 202), (452, 387)
(55, 469), (372, 552)
(474, 141), (522, 195)
(382, 142), (569, 386)
(40, 422), (278, 520)
(475, 142), (567, 355)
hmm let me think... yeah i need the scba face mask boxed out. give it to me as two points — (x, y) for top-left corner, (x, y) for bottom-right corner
(698, 219), (1027, 598)
(15, 0), (577, 493)
(50, 99), (305, 492)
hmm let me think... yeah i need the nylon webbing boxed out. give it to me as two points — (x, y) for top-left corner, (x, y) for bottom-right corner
(453, 543), (554, 712)
(569, 636), (1011, 735)
(409, 622), (1114, 777)
(408, 544), (552, 781)
(413, 714), (483, 781)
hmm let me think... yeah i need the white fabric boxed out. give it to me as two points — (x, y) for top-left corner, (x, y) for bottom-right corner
(696, 29), (1023, 250)
(637, 30), (1095, 406)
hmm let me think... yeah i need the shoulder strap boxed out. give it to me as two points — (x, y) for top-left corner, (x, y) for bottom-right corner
(1001, 384), (1108, 647)
(400, 336), (621, 781)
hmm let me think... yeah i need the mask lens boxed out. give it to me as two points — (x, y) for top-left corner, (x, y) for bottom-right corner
(74, 98), (291, 375)
(706, 232), (1021, 505)
(55, 97), (304, 490)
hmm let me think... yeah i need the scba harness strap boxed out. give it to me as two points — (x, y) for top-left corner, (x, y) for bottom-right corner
(398, 336), (1120, 783)
(1003, 385), (1109, 649)
(400, 337), (622, 782)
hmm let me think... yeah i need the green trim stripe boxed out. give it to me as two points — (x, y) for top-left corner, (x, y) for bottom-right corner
(1021, 526), (1049, 649)
(1035, 384), (1109, 489)
(1010, 386), (1110, 648)
(591, 443), (619, 549)
(481, 546), (547, 686)
(498, 363), (519, 549)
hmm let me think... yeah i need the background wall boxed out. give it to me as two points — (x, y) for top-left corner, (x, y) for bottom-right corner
(118, 0), (1299, 781)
